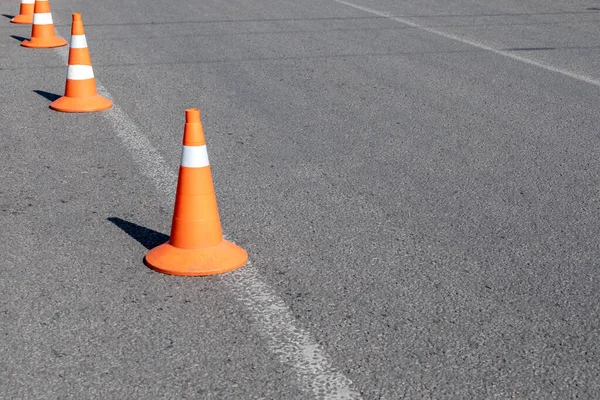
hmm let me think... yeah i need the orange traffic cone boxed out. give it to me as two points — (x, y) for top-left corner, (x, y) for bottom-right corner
(145, 108), (248, 276)
(50, 14), (112, 112)
(21, 0), (66, 48)
(10, 0), (34, 24)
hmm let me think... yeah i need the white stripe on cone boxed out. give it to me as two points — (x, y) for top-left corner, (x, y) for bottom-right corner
(70, 35), (88, 49)
(67, 65), (95, 80)
(181, 145), (210, 168)
(22, 0), (35, 4)
(33, 13), (53, 25)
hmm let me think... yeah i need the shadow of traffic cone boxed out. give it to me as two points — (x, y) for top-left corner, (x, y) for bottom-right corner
(50, 13), (112, 112)
(10, 0), (34, 24)
(145, 108), (248, 276)
(21, 0), (66, 48)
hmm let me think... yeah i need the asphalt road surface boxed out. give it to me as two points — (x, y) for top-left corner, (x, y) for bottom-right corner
(1, 0), (600, 398)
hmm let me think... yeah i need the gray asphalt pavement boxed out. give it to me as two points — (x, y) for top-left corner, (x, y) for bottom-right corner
(2, 0), (600, 398)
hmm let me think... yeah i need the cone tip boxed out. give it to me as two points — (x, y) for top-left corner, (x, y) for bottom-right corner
(72, 13), (82, 21)
(186, 108), (201, 123)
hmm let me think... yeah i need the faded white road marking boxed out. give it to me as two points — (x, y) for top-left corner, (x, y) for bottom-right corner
(54, 43), (360, 399)
(334, 0), (600, 88)
(227, 262), (360, 399)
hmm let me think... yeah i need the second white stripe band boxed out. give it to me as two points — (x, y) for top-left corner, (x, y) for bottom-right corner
(70, 35), (88, 49)
(33, 13), (53, 25)
(67, 65), (95, 80)
(181, 145), (209, 168)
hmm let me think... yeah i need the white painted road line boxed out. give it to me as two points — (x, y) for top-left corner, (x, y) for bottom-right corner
(53, 45), (361, 400)
(334, 0), (600, 88)
(226, 262), (360, 399)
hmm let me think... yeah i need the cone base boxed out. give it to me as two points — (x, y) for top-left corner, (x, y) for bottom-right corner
(21, 36), (67, 48)
(10, 14), (33, 24)
(50, 94), (113, 113)
(145, 240), (248, 276)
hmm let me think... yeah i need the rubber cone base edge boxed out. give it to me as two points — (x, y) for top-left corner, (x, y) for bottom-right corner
(21, 36), (67, 48)
(50, 94), (113, 113)
(145, 240), (248, 276)
(11, 15), (33, 24)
